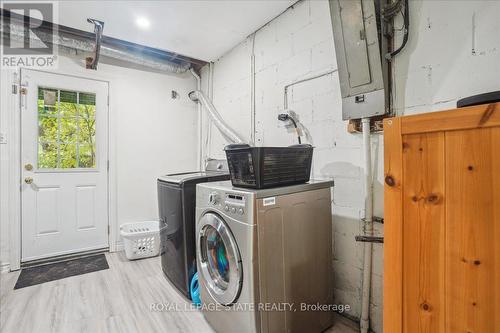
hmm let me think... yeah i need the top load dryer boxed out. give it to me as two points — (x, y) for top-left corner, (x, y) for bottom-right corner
(157, 161), (229, 299)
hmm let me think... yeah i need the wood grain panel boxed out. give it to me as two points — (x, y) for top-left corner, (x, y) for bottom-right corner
(401, 103), (500, 135)
(402, 133), (445, 333)
(445, 127), (500, 333)
(493, 128), (500, 332)
(385, 106), (500, 333)
(383, 117), (404, 333)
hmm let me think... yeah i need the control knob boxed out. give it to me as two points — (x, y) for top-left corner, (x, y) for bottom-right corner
(209, 192), (220, 205)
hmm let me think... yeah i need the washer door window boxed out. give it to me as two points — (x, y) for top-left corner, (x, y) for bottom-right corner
(198, 213), (242, 305)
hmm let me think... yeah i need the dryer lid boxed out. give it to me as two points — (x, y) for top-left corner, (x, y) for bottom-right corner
(158, 171), (228, 185)
(198, 212), (242, 305)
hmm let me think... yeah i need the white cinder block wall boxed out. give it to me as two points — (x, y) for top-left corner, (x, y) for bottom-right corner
(199, 1), (500, 332)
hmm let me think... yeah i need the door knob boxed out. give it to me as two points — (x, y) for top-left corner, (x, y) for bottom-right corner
(25, 177), (33, 184)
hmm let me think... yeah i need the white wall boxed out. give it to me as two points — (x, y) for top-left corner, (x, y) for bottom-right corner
(393, 1), (500, 114)
(0, 53), (198, 269)
(0, 72), (12, 272)
(199, 1), (500, 332)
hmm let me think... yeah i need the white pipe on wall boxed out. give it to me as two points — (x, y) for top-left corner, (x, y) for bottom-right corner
(250, 33), (256, 145)
(360, 117), (373, 333)
(189, 69), (203, 171)
(206, 63), (214, 162)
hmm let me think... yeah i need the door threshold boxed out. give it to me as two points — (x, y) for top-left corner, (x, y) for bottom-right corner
(21, 248), (109, 269)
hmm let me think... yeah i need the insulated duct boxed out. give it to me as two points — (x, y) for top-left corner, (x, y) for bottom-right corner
(1, 13), (201, 74)
(188, 90), (246, 144)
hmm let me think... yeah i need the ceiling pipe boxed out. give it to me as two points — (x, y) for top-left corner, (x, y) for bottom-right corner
(3, 20), (191, 74)
(188, 90), (246, 144)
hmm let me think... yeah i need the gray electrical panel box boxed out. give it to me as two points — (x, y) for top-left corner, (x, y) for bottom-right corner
(329, 0), (386, 120)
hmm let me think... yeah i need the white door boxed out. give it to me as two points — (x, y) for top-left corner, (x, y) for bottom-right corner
(21, 69), (109, 262)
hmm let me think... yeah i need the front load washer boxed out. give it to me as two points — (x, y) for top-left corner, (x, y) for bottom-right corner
(196, 180), (334, 333)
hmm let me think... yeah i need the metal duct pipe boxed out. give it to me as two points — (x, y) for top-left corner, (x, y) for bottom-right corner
(189, 90), (246, 144)
(101, 46), (190, 74)
(4, 21), (190, 74)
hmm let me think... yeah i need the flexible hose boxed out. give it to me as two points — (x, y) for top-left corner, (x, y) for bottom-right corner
(189, 90), (246, 144)
(288, 118), (302, 144)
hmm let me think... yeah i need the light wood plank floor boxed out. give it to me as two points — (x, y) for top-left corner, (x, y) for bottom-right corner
(0, 252), (358, 333)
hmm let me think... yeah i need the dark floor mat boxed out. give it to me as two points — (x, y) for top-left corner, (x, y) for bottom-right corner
(14, 254), (109, 289)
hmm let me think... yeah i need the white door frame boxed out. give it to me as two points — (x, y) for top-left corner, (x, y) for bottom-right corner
(8, 68), (118, 270)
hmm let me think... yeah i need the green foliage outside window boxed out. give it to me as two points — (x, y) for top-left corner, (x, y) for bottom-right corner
(38, 88), (97, 169)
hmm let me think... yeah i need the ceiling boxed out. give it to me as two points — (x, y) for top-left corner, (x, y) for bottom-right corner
(55, 1), (296, 62)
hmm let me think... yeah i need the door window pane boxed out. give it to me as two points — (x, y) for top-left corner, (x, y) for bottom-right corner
(78, 144), (95, 168)
(38, 89), (58, 116)
(79, 92), (96, 106)
(59, 90), (78, 117)
(37, 87), (97, 169)
(38, 116), (58, 142)
(60, 117), (78, 143)
(59, 143), (77, 168)
(38, 142), (58, 169)
(78, 118), (96, 144)
(77, 103), (96, 119)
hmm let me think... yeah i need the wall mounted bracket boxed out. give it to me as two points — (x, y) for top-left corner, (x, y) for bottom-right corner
(355, 236), (384, 243)
(361, 216), (384, 224)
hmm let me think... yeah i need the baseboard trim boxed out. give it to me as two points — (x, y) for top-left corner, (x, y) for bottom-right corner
(0, 262), (10, 273)
(114, 241), (124, 252)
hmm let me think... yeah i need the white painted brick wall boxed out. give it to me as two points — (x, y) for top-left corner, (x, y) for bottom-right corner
(393, 0), (500, 116)
(200, 1), (500, 332)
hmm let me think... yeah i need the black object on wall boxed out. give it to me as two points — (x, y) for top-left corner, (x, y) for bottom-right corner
(457, 91), (500, 108)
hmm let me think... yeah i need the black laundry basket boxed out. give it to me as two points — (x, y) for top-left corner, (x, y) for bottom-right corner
(224, 144), (313, 189)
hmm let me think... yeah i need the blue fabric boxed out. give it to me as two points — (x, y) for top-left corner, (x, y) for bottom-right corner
(190, 272), (201, 306)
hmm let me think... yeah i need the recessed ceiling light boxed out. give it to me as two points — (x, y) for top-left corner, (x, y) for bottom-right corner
(135, 17), (151, 30)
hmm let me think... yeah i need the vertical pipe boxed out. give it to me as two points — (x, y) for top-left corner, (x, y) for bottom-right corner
(206, 63), (214, 161)
(360, 118), (373, 333)
(250, 33), (256, 145)
(189, 68), (203, 171)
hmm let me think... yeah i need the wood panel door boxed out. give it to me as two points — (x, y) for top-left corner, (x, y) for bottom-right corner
(383, 103), (500, 333)
(445, 128), (500, 332)
(401, 132), (445, 333)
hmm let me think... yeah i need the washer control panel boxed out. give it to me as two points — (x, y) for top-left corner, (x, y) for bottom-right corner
(224, 193), (246, 217)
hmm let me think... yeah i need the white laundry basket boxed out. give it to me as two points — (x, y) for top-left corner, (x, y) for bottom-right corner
(120, 221), (160, 260)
